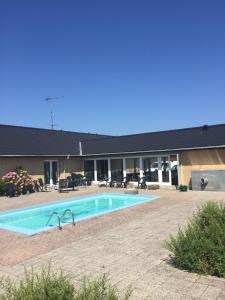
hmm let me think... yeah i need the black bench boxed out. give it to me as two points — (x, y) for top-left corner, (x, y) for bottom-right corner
(58, 179), (78, 193)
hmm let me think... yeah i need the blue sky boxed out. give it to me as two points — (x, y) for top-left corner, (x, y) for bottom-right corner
(1, 0), (225, 135)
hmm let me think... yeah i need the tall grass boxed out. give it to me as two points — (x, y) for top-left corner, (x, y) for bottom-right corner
(166, 201), (225, 278)
(0, 264), (132, 300)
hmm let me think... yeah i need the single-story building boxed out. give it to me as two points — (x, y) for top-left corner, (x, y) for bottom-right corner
(0, 123), (225, 189)
(0, 124), (109, 186)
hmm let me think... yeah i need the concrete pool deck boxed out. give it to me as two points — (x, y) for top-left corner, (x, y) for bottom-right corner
(0, 187), (225, 299)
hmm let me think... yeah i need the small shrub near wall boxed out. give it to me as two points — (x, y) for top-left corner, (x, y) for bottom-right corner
(166, 202), (225, 278)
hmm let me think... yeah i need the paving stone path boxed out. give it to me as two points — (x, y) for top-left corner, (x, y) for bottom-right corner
(0, 188), (225, 299)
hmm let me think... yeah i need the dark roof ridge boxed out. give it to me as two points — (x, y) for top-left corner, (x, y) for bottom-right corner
(0, 123), (108, 137)
(119, 123), (225, 138)
(80, 123), (225, 143)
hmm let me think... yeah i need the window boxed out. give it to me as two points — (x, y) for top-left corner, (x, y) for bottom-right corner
(143, 157), (159, 182)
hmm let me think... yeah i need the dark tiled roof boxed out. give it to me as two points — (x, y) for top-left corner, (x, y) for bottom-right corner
(1, 123), (225, 157)
(81, 124), (225, 155)
(0, 125), (109, 156)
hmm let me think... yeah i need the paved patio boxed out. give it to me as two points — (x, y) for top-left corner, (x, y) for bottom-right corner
(0, 187), (225, 299)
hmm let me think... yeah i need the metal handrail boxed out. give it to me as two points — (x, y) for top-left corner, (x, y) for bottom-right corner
(61, 209), (75, 226)
(46, 211), (62, 230)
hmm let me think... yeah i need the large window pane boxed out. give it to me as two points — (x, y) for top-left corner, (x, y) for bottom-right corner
(111, 159), (123, 180)
(52, 161), (58, 185)
(126, 158), (139, 181)
(84, 160), (94, 181)
(170, 154), (178, 186)
(161, 156), (169, 182)
(97, 160), (108, 181)
(143, 157), (159, 182)
(44, 161), (50, 184)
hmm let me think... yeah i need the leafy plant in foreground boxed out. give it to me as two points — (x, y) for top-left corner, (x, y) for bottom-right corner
(0, 264), (132, 300)
(166, 201), (225, 278)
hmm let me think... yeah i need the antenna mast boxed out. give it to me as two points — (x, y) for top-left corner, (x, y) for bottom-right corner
(45, 96), (64, 129)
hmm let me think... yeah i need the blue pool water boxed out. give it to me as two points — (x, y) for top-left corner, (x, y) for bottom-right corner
(0, 193), (159, 235)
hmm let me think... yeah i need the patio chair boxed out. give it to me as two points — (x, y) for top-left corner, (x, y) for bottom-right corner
(110, 176), (117, 187)
(85, 175), (92, 186)
(38, 178), (49, 191)
(98, 177), (107, 187)
(71, 173), (84, 186)
(70, 176), (81, 188)
(59, 179), (70, 193)
(33, 180), (40, 192)
(105, 177), (112, 187)
(138, 176), (147, 189)
(121, 176), (128, 188)
(113, 176), (124, 188)
(80, 176), (91, 186)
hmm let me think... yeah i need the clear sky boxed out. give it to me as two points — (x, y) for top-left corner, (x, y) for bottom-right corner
(1, 0), (225, 135)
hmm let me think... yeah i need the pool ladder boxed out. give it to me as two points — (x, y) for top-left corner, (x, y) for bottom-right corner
(46, 209), (75, 230)
(61, 209), (75, 226)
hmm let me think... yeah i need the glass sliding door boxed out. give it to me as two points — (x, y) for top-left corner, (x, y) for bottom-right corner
(44, 161), (51, 185)
(143, 157), (159, 182)
(170, 154), (178, 186)
(97, 160), (108, 181)
(126, 158), (140, 181)
(142, 155), (178, 185)
(161, 156), (169, 183)
(111, 159), (123, 180)
(44, 160), (58, 186)
(52, 161), (58, 185)
(84, 160), (94, 181)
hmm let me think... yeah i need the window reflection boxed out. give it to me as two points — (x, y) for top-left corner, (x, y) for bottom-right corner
(161, 156), (169, 182)
(143, 157), (159, 182)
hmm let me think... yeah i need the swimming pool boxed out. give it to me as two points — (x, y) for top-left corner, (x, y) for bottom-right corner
(0, 193), (159, 235)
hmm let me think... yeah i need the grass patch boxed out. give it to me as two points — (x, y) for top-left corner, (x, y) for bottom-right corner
(166, 201), (225, 278)
(0, 264), (132, 300)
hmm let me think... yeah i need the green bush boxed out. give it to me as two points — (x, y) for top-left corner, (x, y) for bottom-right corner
(74, 273), (132, 300)
(0, 264), (132, 300)
(166, 201), (225, 277)
(0, 264), (75, 300)
(0, 179), (6, 196)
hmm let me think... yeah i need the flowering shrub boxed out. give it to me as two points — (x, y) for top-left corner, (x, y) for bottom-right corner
(1, 167), (35, 196)
(2, 171), (18, 182)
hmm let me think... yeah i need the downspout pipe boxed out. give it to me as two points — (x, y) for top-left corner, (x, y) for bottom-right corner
(79, 141), (83, 156)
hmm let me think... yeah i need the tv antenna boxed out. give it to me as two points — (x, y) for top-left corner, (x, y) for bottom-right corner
(45, 96), (64, 129)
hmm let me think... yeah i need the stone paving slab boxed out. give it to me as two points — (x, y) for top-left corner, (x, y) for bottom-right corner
(0, 187), (225, 299)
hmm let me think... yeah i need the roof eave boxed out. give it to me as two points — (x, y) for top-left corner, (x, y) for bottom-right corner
(1, 144), (225, 157)
(81, 144), (225, 157)
(0, 154), (80, 157)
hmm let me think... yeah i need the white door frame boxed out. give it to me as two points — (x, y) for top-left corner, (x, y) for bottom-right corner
(44, 160), (59, 186)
